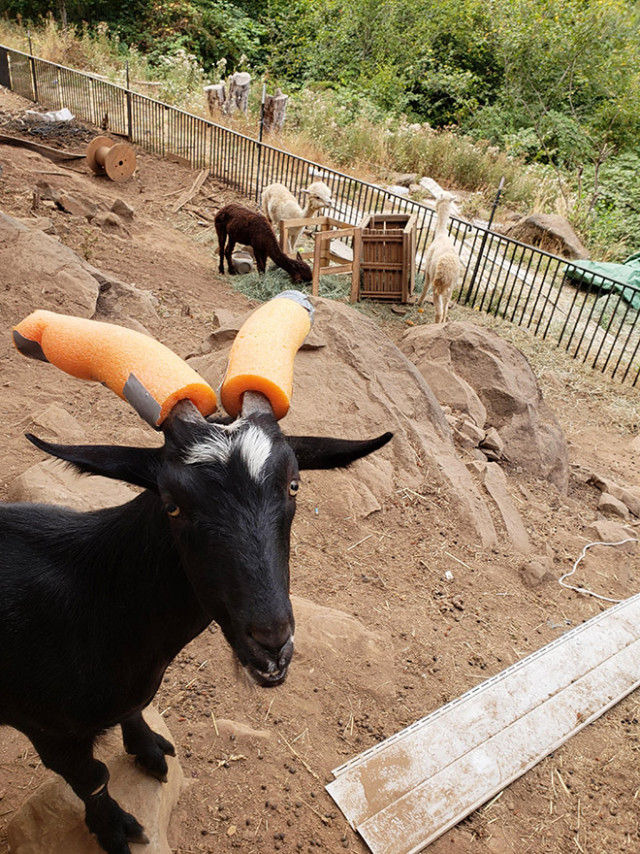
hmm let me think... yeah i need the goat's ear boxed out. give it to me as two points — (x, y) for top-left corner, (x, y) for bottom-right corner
(287, 432), (392, 470)
(296, 251), (303, 262)
(25, 434), (162, 491)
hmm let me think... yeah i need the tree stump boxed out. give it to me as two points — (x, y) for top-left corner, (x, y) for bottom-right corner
(263, 88), (288, 134)
(204, 83), (226, 117)
(226, 72), (251, 115)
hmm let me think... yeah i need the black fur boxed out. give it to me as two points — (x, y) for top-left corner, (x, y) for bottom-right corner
(0, 402), (391, 854)
(215, 203), (313, 283)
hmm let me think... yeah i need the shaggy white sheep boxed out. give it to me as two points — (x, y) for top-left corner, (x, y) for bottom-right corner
(261, 180), (333, 253)
(417, 192), (462, 323)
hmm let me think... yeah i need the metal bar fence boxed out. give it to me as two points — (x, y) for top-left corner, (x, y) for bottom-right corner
(3, 44), (640, 387)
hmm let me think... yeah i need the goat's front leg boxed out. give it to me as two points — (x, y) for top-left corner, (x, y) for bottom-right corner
(30, 733), (147, 854)
(255, 249), (267, 273)
(121, 710), (175, 783)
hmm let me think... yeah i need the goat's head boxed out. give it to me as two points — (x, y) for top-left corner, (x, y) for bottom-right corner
(27, 394), (391, 687)
(302, 181), (333, 213)
(436, 191), (456, 209)
(291, 253), (313, 284)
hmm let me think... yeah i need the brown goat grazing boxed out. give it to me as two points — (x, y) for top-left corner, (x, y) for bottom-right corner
(215, 203), (312, 284)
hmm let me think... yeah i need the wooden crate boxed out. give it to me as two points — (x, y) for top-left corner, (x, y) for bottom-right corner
(280, 215), (362, 298)
(358, 213), (416, 303)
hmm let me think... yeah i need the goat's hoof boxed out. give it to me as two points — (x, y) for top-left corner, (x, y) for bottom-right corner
(134, 751), (170, 783)
(154, 732), (176, 757)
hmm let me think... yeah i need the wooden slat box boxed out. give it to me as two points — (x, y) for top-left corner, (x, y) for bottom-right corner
(359, 213), (416, 303)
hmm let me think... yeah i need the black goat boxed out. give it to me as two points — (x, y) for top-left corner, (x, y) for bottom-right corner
(215, 203), (313, 283)
(0, 392), (391, 854)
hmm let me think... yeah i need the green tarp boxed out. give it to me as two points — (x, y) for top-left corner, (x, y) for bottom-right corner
(564, 252), (640, 311)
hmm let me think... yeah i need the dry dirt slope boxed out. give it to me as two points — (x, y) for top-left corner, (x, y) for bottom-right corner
(1, 85), (640, 854)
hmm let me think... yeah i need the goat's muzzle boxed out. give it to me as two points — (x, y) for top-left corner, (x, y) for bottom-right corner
(244, 625), (294, 687)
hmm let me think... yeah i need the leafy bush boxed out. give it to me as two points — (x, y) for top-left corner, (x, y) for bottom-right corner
(577, 153), (640, 261)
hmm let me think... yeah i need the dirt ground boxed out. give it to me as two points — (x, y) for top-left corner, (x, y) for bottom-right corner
(1, 84), (640, 854)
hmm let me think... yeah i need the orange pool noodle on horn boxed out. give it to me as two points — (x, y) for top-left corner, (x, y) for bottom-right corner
(13, 310), (217, 427)
(221, 291), (313, 420)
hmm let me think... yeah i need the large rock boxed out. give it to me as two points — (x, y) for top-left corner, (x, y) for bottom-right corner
(0, 211), (158, 332)
(0, 212), (99, 322)
(503, 213), (589, 260)
(401, 322), (569, 492)
(30, 404), (87, 444)
(89, 265), (160, 335)
(7, 707), (182, 854)
(188, 298), (498, 546)
(467, 461), (531, 553)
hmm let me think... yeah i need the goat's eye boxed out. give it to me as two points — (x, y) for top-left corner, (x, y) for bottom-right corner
(289, 480), (299, 497)
(165, 503), (181, 517)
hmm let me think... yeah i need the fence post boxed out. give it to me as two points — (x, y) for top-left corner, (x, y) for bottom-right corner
(254, 83), (266, 202)
(464, 176), (505, 305)
(27, 29), (38, 103)
(125, 60), (132, 141)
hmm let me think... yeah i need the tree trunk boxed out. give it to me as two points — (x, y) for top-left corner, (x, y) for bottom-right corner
(226, 72), (251, 115)
(263, 88), (288, 135)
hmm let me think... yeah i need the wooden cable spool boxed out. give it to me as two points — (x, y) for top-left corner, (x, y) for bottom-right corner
(86, 136), (136, 182)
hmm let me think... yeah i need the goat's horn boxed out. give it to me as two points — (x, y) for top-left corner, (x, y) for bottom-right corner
(241, 390), (275, 418)
(12, 310), (217, 428)
(221, 290), (313, 420)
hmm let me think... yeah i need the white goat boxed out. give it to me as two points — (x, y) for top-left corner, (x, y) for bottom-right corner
(261, 181), (332, 253)
(417, 192), (462, 323)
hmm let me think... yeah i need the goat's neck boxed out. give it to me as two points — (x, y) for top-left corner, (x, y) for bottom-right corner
(435, 200), (452, 237)
(267, 236), (298, 273)
(77, 492), (209, 654)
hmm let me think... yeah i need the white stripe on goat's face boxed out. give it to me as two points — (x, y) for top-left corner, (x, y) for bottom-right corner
(239, 424), (273, 482)
(183, 419), (273, 482)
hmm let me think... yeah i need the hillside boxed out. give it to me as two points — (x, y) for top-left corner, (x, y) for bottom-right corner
(1, 84), (640, 854)
(2, 0), (640, 258)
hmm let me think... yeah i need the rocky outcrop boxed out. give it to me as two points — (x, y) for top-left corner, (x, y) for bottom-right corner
(0, 211), (158, 330)
(502, 213), (589, 260)
(0, 212), (99, 322)
(189, 298), (499, 545)
(7, 708), (183, 854)
(401, 322), (569, 492)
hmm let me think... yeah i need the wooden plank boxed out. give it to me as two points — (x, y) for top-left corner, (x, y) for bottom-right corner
(311, 228), (323, 296)
(361, 639), (640, 854)
(321, 263), (352, 275)
(351, 228), (362, 303)
(327, 593), (640, 854)
(170, 169), (209, 213)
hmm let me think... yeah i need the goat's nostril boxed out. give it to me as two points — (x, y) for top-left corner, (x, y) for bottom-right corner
(250, 622), (292, 652)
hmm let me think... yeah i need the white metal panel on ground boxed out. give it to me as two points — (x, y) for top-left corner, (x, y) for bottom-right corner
(327, 593), (640, 854)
